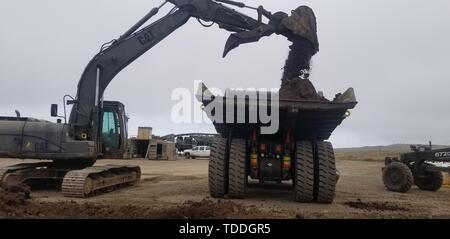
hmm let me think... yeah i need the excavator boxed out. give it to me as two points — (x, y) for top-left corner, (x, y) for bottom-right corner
(0, 0), (318, 197)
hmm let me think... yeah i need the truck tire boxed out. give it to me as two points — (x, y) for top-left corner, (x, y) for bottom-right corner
(294, 141), (315, 203)
(315, 141), (337, 204)
(228, 138), (247, 199)
(208, 136), (229, 198)
(382, 162), (413, 193)
(414, 170), (443, 191)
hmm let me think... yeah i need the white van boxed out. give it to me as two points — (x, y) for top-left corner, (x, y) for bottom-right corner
(183, 146), (211, 159)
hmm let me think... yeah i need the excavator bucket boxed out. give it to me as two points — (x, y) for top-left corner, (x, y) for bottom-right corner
(223, 6), (319, 57)
(282, 6), (319, 51)
(223, 24), (276, 57)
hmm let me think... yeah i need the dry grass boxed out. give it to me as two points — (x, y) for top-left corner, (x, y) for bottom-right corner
(335, 144), (449, 162)
(335, 150), (399, 162)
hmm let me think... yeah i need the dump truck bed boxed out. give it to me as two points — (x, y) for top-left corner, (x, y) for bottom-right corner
(197, 83), (357, 141)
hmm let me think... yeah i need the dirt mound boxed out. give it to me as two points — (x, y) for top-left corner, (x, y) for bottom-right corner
(345, 200), (410, 212)
(0, 184), (31, 208)
(155, 199), (271, 219)
(0, 199), (274, 219)
(143, 175), (204, 184)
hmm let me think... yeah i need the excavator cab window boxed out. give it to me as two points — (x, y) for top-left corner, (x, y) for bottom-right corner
(100, 101), (128, 158)
(102, 109), (120, 152)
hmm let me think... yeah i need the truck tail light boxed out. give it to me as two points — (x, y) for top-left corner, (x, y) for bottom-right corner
(283, 156), (291, 169)
(260, 144), (267, 152)
(250, 153), (258, 169)
(275, 144), (282, 153)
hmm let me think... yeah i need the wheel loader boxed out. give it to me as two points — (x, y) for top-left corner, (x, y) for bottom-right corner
(383, 143), (450, 193)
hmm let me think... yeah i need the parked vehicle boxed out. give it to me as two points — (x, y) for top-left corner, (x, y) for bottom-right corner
(184, 146), (211, 159)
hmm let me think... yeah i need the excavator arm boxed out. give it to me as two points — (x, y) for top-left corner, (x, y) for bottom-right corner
(69, 0), (319, 142)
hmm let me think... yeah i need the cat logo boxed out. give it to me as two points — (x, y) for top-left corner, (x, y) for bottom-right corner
(435, 152), (450, 158)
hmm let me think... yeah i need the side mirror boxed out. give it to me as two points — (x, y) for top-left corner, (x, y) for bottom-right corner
(51, 104), (58, 117)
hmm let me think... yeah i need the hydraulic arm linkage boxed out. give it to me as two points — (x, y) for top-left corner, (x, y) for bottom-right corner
(69, 0), (318, 150)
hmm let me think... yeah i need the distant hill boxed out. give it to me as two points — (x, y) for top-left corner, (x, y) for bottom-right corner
(335, 144), (450, 162)
(336, 144), (450, 153)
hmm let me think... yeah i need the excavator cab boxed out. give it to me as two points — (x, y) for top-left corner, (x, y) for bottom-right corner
(100, 101), (128, 159)
(49, 100), (128, 159)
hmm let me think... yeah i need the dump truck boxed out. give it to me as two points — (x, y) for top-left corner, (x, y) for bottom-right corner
(197, 84), (357, 203)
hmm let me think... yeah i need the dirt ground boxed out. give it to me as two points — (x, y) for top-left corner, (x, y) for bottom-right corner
(1, 156), (450, 219)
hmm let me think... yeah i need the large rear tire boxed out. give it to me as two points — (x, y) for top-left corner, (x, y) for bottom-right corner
(315, 141), (337, 204)
(228, 138), (247, 199)
(414, 168), (443, 191)
(208, 136), (229, 198)
(294, 141), (315, 203)
(382, 162), (413, 193)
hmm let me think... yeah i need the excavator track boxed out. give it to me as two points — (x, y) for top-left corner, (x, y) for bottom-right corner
(62, 165), (141, 198)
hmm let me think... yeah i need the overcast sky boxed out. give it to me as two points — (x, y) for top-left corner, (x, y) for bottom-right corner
(1, 0), (449, 148)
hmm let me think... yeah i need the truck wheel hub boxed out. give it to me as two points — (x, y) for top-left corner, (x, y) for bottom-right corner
(389, 170), (402, 183)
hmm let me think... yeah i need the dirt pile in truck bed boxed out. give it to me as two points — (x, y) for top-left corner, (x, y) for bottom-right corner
(279, 77), (323, 101)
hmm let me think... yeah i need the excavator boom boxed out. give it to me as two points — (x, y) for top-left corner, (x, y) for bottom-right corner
(69, 0), (319, 146)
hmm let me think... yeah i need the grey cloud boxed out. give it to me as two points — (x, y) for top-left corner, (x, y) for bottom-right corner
(1, 0), (449, 147)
